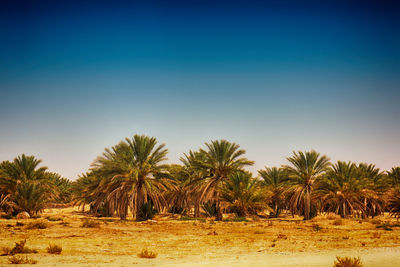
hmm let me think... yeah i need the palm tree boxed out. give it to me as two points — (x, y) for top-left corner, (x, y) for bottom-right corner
(388, 167), (400, 187)
(90, 135), (172, 221)
(284, 150), (330, 220)
(221, 171), (265, 217)
(180, 150), (210, 217)
(318, 161), (364, 217)
(192, 140), (254, 220)
(258, 167), (288, 218)
(0, 154), (48, 194)
(357, 163), (386, 218)
(0, 154), (56, 215)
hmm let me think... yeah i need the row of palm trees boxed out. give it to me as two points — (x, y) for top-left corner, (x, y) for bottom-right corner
(1, 134), (399, 221)
(72, 134), (400, 221)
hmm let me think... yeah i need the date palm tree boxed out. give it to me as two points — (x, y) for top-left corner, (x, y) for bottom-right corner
(258, 167), (289, 218)
(357, 163), (386, 218)
(388, 167), (400, 187)
(318, 161), (364, 217)
(284, 150), (330, 220)
(90, 135), (172, 221)
(192, 140), (254, 220)
(221, 171), (265, 217)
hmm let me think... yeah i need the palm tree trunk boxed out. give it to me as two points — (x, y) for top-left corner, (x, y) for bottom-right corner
(135, 184), (144, 221)
(194, 201), (200, 217)
(304, 191), (310, 220)
(216, 199), (223, 221)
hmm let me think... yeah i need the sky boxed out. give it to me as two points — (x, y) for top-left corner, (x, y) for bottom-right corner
(0, 1), (399, 179)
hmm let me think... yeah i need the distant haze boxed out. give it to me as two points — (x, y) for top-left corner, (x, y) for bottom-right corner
(1, 1), (399, 179)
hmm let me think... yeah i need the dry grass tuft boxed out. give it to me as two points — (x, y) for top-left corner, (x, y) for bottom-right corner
(8, 255), (38, 264)
(81, 218), (100, 228)
(333, 256), (363, 267)
(137, 249), (157, 259)
(25, 220), (48, 229)
(47, 244), (62, 254)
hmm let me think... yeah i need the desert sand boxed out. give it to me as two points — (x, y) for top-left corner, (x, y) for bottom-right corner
(1, 207), (399, 266)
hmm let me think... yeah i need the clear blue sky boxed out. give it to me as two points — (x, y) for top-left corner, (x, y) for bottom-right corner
(1, 1), (399, 179)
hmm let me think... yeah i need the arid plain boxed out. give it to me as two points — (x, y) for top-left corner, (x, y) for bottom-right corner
(1, 207), (400, 267)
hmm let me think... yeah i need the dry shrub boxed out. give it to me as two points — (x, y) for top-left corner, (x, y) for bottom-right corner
(25, 220), (48, 229)
(333, 219), (343, 226)
(8, 255), (37, 264)
(312, 224), (322, 232)
(333, 256), (363, 267)
(46, 244), (62, 254)
(1, 240), (38, 256)
(81, 218), (100, 228)
(137, 249), (157, 259)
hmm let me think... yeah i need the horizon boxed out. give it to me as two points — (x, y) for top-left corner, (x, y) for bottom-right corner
(1, 1), (399, 179)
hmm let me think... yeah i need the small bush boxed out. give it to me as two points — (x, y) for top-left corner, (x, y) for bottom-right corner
(333, 219), (343, 226)
(137, 249), (157, 259)
(16, 222), (24, 226)
(2, 240), (38, 256)
(81, 218), (100, 228)
(333, 256), (363, 267)
(47, 244), (62, 254)
(25, 220), (48, 229)
(8, 255), (37, 264)
(312, 224), (322, 232)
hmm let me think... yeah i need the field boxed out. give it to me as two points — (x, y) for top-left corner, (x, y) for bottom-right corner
(1, 207), (400, 266)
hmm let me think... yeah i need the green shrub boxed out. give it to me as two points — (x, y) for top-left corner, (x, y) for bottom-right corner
(333, 256), (363, 267)
(46, 244), (62, 254)
(137, 249), (157, 259)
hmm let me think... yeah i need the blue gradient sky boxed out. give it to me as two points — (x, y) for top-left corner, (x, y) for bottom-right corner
(1, 1), (399, 179)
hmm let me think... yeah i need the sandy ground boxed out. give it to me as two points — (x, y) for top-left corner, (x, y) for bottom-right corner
(1, 207), (399, 266)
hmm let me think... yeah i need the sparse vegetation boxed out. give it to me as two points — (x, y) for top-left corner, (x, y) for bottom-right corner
(25, 220), (48, 229)
(137, 249), (157, 259)
(1, 240), (38, 256)
(8, 255), (37, 264)
(81, 218), (100, 228)
(333, 256), (363, 267)
(46, 244), (62, 254)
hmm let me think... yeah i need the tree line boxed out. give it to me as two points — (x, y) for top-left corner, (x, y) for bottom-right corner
(1, 134), (399, 221)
